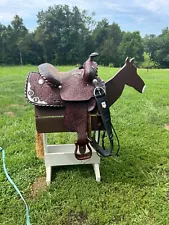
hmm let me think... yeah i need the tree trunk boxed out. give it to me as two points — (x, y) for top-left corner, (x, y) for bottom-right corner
(19, 52), (23, 65)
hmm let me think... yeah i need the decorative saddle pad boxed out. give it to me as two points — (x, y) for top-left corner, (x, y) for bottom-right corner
(25, 72), (64, 107)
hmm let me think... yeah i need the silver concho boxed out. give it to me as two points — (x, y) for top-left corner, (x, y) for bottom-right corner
(38, 78), (45, 85)
(101, 101), (106, 108)
(28, 90), (34, 96)
(33, 97), (39, 103)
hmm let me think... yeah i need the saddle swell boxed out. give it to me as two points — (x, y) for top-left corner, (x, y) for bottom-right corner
(25, 53), (105, 160)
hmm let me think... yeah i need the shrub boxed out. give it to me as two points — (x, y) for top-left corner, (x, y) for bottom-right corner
(109, 63), (114, 68)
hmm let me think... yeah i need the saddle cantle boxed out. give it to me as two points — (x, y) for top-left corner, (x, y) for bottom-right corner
(25, 53), (105, 160)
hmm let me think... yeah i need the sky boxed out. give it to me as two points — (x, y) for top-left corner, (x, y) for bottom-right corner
(0, 0), (169, 37)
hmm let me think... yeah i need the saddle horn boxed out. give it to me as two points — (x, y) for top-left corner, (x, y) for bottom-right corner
(89, 52), (99, 60)
(83, 52), (99, 82)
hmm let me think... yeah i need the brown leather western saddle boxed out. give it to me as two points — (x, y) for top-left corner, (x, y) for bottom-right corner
(25, 53), (110, 160)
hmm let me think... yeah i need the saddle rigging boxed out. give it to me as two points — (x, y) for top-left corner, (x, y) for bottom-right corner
(25, 53), (119, 160)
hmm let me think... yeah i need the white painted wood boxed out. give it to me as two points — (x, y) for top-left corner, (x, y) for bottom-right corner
(44, 144), (100, 166)
(43, 133), (101, 184)
(46, 166), (51, 186)
(93, 163), (101, 182)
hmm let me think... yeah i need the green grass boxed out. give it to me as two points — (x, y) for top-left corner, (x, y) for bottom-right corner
(0, 65), (169, 225)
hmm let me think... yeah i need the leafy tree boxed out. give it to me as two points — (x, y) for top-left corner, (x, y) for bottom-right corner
(0, 15), (29, 65)
(18, 32), (44, 65)
(92, 19), (109, 47)
(0, 25), (17, 64)
(143, 34), (157, 61)
(1, 4), (169, 68)
(36, 5), (94, 65)
(153, 28), (169, 68)
(118, 31), (144, 66)
(143, 28), (169, 68)
(0, 23), (6, 64)
(92, 19), (122, 66)
(10, 15), (28, 64)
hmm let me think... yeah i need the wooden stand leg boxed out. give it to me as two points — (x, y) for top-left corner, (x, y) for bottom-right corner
(35, 131), (44, 159)
(46, 166), (52, 185)
(93, 163), (101, 182)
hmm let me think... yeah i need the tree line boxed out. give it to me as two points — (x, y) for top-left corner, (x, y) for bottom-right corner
(0, 4), (169, 68)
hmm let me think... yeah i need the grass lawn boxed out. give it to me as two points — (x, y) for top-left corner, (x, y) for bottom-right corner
(0, 65), (169, 225)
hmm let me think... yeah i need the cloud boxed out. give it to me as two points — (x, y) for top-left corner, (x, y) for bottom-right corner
(0, 0), (168, 36)
(135, 0), (169, 15)
(0, 0), (167, 25)
(1, 0), (169, 24)
(0, 0), (94, 24)
(101, 1), (130, 13)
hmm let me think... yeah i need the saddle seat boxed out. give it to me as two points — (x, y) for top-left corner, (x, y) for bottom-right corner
(38, 63), (82, 88)
(38, 63), (94, 101)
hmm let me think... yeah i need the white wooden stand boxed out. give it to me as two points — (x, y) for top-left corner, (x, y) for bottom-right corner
(43, 134), (101, 185)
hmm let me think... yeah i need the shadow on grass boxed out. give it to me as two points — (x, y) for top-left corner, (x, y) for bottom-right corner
(49, 144), (161, 187)
(51, 164), (95, 182)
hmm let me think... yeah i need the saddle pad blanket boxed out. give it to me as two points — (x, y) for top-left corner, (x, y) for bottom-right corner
(25, 72), (64, 107)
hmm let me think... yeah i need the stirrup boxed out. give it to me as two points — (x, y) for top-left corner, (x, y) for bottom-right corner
(74, 142), (92, 160)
